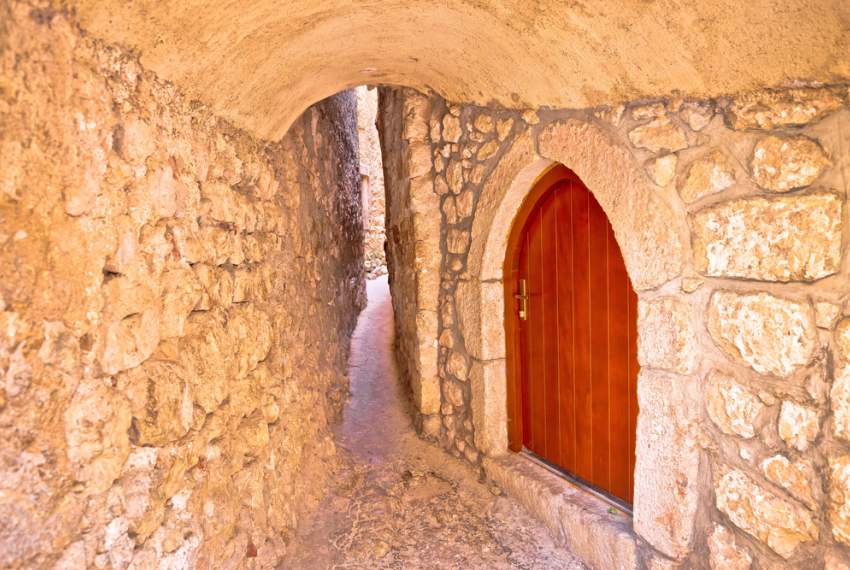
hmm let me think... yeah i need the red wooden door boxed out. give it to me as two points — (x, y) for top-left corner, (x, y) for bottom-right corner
(508, 167), (638, 506)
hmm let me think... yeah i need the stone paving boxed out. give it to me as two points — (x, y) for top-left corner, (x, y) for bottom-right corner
(280, 277), (586, 569)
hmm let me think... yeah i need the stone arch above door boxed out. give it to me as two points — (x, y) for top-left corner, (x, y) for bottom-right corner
(458, 118), (699, 562)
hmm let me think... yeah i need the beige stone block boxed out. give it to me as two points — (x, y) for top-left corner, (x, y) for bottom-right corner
(470, 359), (507, 455)
(707, 524), (752, 570)
(816, 301), (841, 329)
(406, 141), (433, 179)
(638, 297), (697, 374)
(645, 154), (677, 187)
(836, 318), (850, 362)
(707, 291), (815, 377)
(750, 135), (831, 192)
(446, 228), (471, 255)
(631, 102), (666, 121)
(496, 118), (514, 141)
(715, 468), (817, 558)
(455, 280), (506, 361)
(680, 102), (714, 132)
(833, 364), (850, 443)
(726, 87), (844, 130)
(692, 191), (842, 282)
(678, 150), (735, 203)
(446, 350), (469, 381)
(705, 370), (764, 438)
(761, 454), (817, 508)
(826, 551), (850, 570)
(442, 114), (462, 143)
(476, 140), (499, 161)
(777, 400), (819, 451)
(830, 455), (850, 546)
(633, 370), (700, 559)
(628, 117), (689, 153)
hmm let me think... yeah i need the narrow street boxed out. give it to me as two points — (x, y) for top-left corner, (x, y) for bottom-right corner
(280, 277), (586, 569)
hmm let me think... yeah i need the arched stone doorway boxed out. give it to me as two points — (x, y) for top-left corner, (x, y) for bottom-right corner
(458, 119), (700, 565)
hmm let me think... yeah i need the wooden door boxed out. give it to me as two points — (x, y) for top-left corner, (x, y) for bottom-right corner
(505, 166), (639, 506)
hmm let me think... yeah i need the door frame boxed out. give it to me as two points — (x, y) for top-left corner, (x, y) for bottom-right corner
(503, 163), (573, 452)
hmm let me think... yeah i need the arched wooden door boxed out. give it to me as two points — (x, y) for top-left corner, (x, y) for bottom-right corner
(504, 165), (639, 506)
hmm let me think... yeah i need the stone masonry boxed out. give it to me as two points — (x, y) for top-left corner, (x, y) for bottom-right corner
(0, 4), (364, 569)
(378, 84), (850, 568)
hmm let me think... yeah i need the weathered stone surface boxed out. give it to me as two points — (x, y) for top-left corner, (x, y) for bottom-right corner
(678, 150), (735, 203)
(826, 552), (850, 570)
(836, 318), (850, 362)
(834, 364), (850, 443)
(715, 468), (817, 558)
(707, 524), (752, 570)
(470, 359), (508, 454)
(442, 114), (462, 143)
(777, 400), (820, 451)
(830, 455), (850, 545)
(538, 120), (686, 290)
(816, 301), (841, 329)
(645, 154), (678, 187)
(727, 87), (844, 130)
(628, 117), (689, 153)
(634, 370), (700, 559)
(638, 298), (697, 374)
(750, 135), (831, 192)
(761, 454), (816, 508)
(705, 370), (764, 438)
(680, 102), (714, 131)
(707, 291), (815, 377)
(691, 191), (843, 282)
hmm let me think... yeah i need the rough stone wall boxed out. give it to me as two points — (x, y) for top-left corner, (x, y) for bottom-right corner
(355, 86), (387, 277)
(0, 3), (364, 569)
(377, 88), (442, 436)
(379, 84), (850, 568)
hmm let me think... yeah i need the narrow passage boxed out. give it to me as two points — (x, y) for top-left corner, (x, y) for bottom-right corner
(281, 277), (586, 569)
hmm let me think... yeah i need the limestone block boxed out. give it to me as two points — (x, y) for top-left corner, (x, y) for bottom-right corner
(447, 350), (469, 381)
(692, 191), (842, 282)
(680, 103), (714, 132)
(101, 308), (162, 375)
(631, 103), (666, 120)
(446, 228), (471, 255)
(750, 135), (831, 192)
(633, 370), (700, 559)
(64, 382), (132, 493)
(446, 159), (463, 194)
(834, 364), (850, 443)
(830, 455), (850, 545)
(476, 140), (499, 161)
(628, 117), (688, 153)
(455, 280), (506, 361)
(715, 468), (817, 558)
(777, 400), (820, 451)
(496, 118), (514, 141)
(816, 302), (841, 329)
(705, 370), (764, 438)
(726, 87), (844, 130)
(444, 379), (465, 407)
(836, 318), (850, 362)
(406, 141), (433, 179)
(442, 114), (461, 143)
(678, 150), (735, 203)
(707, 291), (815, 377)
(826, 552), (850, 570)
(120, 359), (194, 445)
(761, 454), (816, 508)
(470, 359), (508, 455)
(645, 154), (677, 187)
(638, 297), (697, 374)
(159, 267), (203, 338)
(707, 524), (752, 570)
(117, 117), (156, 163)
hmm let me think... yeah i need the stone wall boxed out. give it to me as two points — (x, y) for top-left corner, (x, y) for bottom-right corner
(378, 88), (441, 437)
(379, 84), (850, 567)
(355, 86), (387, 277)
(0, 3), (364, 569)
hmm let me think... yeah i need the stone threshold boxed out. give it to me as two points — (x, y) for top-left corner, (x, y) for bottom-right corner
(483, 454), (639, 570)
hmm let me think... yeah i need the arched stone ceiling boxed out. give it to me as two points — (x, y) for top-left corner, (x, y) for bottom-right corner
(70, 0), (850, 140)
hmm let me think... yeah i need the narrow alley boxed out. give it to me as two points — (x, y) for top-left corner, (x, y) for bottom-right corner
(281, 278), (586, 569)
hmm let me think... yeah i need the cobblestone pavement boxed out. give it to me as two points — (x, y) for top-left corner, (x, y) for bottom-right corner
(280, 277), (586, 569)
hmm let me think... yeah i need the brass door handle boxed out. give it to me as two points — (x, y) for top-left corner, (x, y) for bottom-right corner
(515, 278), (528, 321)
